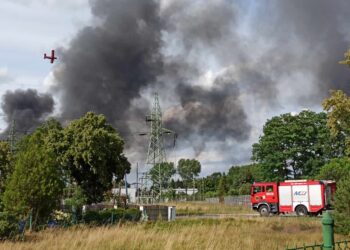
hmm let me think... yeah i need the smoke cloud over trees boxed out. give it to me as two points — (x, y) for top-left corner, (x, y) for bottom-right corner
(2, 0), (350, 173)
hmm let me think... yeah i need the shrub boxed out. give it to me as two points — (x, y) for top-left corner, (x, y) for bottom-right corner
(333, 174), (350, 234)
(0, 212), (19, 240)
(125, 208), (141, 221)
(83, 208), (141, 225)
(83, 211), (101, 225)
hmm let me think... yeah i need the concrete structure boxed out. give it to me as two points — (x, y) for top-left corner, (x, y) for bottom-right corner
(173, 188), (198, 195)
(139, 205), (176, 221)
(112, 187), (137, 203)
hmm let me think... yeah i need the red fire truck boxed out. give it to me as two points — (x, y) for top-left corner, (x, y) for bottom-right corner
(251, 180), (336, 216)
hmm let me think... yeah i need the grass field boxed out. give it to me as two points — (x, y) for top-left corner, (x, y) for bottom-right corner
(165, 201), (252, 215)
(1, 216), (346, 250)
(0, 203), (346, 250)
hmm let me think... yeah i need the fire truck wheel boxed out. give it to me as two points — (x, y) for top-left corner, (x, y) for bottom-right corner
(258, 205), (269, 217)
(295, 205), (308, 216)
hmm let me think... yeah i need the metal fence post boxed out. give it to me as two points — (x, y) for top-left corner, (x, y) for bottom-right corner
(29, 211), (32, 231)
(72, 206), (77, 224)
(322, 211), (334, 250)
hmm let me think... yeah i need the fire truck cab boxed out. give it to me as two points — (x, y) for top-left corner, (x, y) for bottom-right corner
(251, 180), (336, 216)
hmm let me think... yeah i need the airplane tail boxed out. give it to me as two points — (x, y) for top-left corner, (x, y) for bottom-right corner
(44, 53), (47, 59)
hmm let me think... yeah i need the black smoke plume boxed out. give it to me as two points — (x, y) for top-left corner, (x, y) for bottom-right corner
(2, 0), (350, 170)
(49, 0), (253, 160)
(1, 89), (54, 135)
(52, 0), (163, 137)
(164, 71), (251, 155)
(51, 0), (350, 163)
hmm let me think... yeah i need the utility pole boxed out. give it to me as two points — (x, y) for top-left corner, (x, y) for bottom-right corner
(136, 163), (139, 204)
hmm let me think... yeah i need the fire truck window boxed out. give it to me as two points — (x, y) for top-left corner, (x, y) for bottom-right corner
(262, 186), (265, 192)
(253, 186), (261, 194)
(266, 185), (273, 192)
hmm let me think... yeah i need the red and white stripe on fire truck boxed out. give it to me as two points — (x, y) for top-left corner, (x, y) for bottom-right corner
(251, 180), (336, 216)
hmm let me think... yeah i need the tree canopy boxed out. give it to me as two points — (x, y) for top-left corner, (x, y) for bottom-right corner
(252, 110), (344, 181)
(227, 164), (263, 195)
(217, 174), (228, 198)
(2, 121), (64, 228)
(149, 162), (176, 192)
(333, 173), (350, 234)
(58, 112), (130, 203)
(0, 141), (13, 195)
(323, 90), (350, 155)
(317, 157), (350, 183)
(201, 172), (222, 197)
(177, 159), (201, 182)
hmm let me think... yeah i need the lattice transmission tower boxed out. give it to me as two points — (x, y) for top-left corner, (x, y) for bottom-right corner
(138, 93), (176, 203)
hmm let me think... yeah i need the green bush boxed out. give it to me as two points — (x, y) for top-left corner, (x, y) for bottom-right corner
(83, 208), (141, 225)
(125, 208), (141, 221)
(113, 208), (125, 221)
(204, 191), (217, 198)
(99, 210), (113, 223)
(0, 212), (19, 240)
(334, 174), (350, 234)
(83, 211), (101, 225)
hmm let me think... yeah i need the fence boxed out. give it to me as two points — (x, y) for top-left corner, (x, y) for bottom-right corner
(205, 195), (251, 206)
(285, 240), (350, 250)
(286, 212), (350, 250)
(18, 205), (175, 235)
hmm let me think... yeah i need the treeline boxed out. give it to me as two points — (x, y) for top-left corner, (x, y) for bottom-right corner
(197, 49), (350, 234)
(0, 112), (205, 237)
(153, 105), (350, 201)
(199, 164), (262, 198)
(0, 112), (132, 236)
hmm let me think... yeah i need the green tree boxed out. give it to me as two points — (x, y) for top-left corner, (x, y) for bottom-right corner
(202, 172), (222, 197)
(58, 112), (130, 203)
(167, 179), (177, 200)
(323, 90), (350, 155)
(177, 159), (201, 194)
(0, 141), (13, 195)
(323, 49), (350, 235)
(217, 174), (228, 199)
(2, 121), (64, 228)
(333, 174), (350, 234)
(238, 183), (252, 195)
(227, 164), (262, 195)
(149, 162), (176, 192)
(64, 185), (87, 223)
(252, 110), (344, 181)
(317, 157), (350, 182)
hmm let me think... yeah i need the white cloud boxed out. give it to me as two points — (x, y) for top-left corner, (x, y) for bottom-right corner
(0, 67), (13, 84)
(3, 0), (89, 9)
(0, 67), (8, 77)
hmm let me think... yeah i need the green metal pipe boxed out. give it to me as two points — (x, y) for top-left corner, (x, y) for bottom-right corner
(322, 211), (334, 250)
(29, 212), (32, 231)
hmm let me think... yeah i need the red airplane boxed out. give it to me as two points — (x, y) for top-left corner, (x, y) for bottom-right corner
(44, 50), (57, 63)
